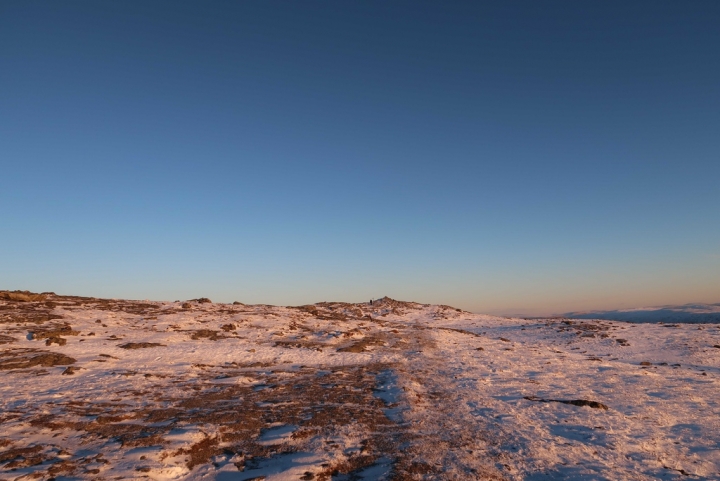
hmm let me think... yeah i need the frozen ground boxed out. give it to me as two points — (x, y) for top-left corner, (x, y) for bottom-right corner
(1, 291), (719, 480)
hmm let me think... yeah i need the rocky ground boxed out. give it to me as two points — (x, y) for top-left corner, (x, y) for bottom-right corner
(1, 291), (719, 480)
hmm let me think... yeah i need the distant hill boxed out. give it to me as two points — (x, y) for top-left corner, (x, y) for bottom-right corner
(564, 303), (720, 323)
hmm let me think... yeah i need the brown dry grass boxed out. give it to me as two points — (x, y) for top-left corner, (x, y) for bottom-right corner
(14, 362), (406, 476)
(337, 337), (384, 353)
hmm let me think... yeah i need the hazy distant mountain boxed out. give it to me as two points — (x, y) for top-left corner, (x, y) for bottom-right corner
(564, 303), (720, 323)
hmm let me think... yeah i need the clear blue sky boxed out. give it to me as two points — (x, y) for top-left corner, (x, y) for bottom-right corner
(2, 1), (719, 315)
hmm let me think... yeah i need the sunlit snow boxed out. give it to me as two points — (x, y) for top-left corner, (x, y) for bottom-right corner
(1, 292), (719, 480)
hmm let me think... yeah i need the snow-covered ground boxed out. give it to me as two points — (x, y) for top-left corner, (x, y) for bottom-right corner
(1, 292), (719, 480)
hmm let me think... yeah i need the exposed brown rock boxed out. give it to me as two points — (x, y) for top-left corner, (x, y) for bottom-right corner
(30, 325), (80, 340)
(118, 342), (165, 349)
(190, 329), (224, 341)
(0, 351), (76, 370)
(189, 298), (212, 304)
(45, 336), (67, 346)
(524, 395), (608, 410)
(0, 290), (47, 302)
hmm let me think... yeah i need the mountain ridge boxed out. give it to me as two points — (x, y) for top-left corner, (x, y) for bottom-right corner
(564, 302), (720, 323)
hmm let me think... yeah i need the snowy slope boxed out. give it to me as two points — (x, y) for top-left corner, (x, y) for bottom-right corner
(1, 293), (719, 480)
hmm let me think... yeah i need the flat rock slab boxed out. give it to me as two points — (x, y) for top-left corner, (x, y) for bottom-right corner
(0, 351), (76, 370)
(118, 342), (165, 349)
(524, 395), (609, 410)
